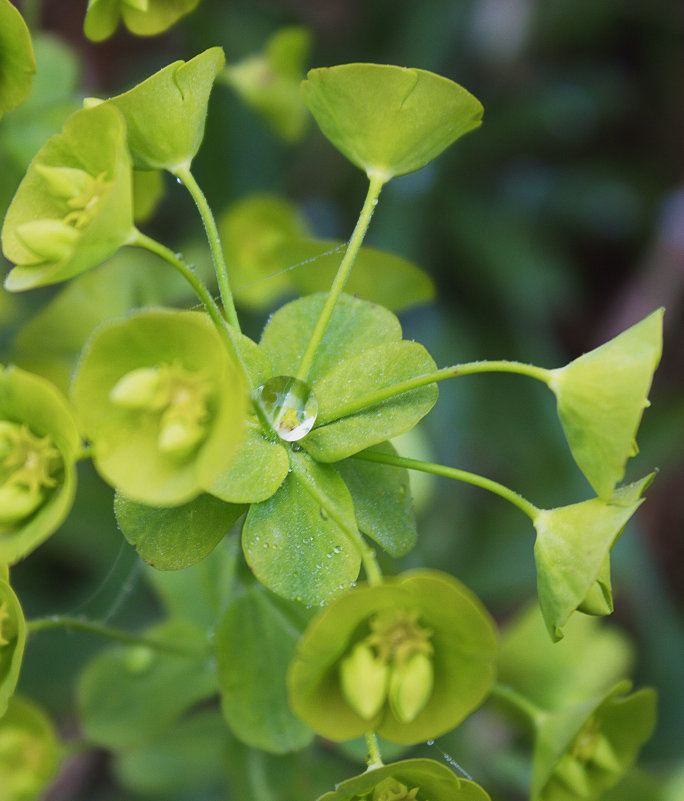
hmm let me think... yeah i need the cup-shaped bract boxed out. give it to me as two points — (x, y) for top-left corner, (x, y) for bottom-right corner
(84, 0), (201, 42)
(288, 570), (498, 745)
(301, 64), (483, 182)
(222, 26), (311, 142)
(533, 474), (653, 642)
(0, 695), (60, 800)
(88, 47), (224, 173)
(532, 681), (656, 801)
(315, 758), (491, 801)
(70, 309), (247, 507)
(0, 366), (80, 565)
(0, 0), (36, 118)
(2, 103), (135, 292)
(0, 580), (25, 716)
(548, 309), (663, 500)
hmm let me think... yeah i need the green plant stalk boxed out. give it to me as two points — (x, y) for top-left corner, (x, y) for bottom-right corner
(27, 615), (200, 657)
(296, 173), (385, 382)
(352, 450), (540, 521)
(291, 456), (383, 585)
(365, 732), (384, 769)
(133, 231), (251, 388)
(173, 165), (241, 332)
(317, 360), (552, 426)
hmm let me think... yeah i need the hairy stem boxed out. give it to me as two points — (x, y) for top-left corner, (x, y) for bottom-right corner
(317, 360), (552, 426)
(173, 165), (241, 331)
(27, 616), (201, 657)
(296, 174), (385, 382)
(352, 450), (540, 521)
(365, 732), (384, 769)
(132, 232), (251, 388)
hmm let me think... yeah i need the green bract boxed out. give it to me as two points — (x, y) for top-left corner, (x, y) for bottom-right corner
(534, 474), (653, 641)
(87, 48), (224, 172)
(532, 681), (656, 801)
(84, 0), (201, 42)
(0, 579), (25, 716)
(301, 64), (483, 182)
(315, 758), (491, 801)
(0, 0), (36, 118)
(0, 366), (80, 564)
(222, 26), (311, 142)
(0, 695), (59, 801)
(2, 103), (135, 292)
(288, 570), (498, 744)
(70, 309), (247, 506)
(114, 491), (246, 570)
(548, 309), (663, 500)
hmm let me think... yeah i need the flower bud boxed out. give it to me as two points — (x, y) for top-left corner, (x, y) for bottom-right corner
(109, 367), (164, 410)
(157, 418), (205, 460)
(34, 164), (89, 201)
(388, 651), (434, 724)
(372, 776), (420, 801)
(339, 642), (389, 721)
(15, 219), (80, 264)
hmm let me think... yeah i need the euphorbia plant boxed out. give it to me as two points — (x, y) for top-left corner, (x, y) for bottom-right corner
(0, 8), (665, 800)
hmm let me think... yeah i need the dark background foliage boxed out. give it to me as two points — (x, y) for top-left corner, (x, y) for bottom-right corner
(2, 1), (683, 799)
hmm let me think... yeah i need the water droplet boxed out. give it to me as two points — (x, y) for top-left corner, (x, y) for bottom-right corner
(176, 177), (182, 184)
(253, 376), (318, 442)
(427, 740), (434, 746)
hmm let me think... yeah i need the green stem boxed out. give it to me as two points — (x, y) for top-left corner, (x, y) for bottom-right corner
(365, 732), (384, 770)
(173, 165), (241, 332)
(296, 174), (385, 382)
(27, 616), (200, 657)
(490, 683), (546, 728)
(317, 361), (552, 426)
(352, 450), (539, 521)
(132, 231), (251, 389)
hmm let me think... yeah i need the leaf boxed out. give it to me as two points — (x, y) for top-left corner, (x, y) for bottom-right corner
(335, 442), (417, 558)
(2, 103), (135, 292)
(301, 64), (483, 181)
(0, 0), (36, 118)
(259, 292), (402, 382)
(304, 340), (438, 462)
(84, 0), (201, 42)
(288, 570), (498, 744)
(115, 709), (230, 797)
(0, 695), (59, 800)
(216, 585), (313, 753)
(77, 619), (217, 750)
(315, 758), (491, 801)
(70, 309), (247, 507)
(222, 26), (312, 142)
(242, 450), (361, 605)
(208, 421), (290, 503)
(0, 365), (80, 565)
(92, 47), (225, 172)
(534, 474), (654, 641)
(115, 491), (246, 571)
(0, 580), (25, 716)
(549, 309), (663, 500)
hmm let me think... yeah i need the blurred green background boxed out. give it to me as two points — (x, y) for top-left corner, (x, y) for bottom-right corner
(1, 0), (682, 799)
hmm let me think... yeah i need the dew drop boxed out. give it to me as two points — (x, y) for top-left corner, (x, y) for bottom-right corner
(253, 375), (318, 442)
(176, 176), (182, 184)
(427, 740), (434, 746)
